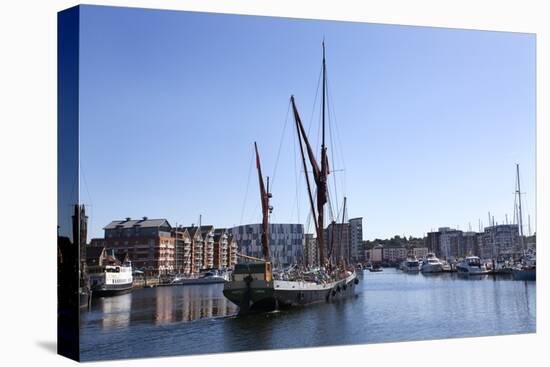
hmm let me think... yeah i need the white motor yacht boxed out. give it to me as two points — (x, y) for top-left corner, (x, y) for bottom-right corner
(456, 256), (489, 276)
(421, 253), (444, 273)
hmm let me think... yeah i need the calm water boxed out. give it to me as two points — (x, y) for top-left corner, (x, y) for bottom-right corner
(80, 269), (536, 361)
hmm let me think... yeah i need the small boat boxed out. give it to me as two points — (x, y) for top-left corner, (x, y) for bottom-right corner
(421, 253), (444, 273)
(369, 264), (383, 272)
(400, 257), (420, 273)
(171, 270), (229, 285)
(456, 256), (489, 276)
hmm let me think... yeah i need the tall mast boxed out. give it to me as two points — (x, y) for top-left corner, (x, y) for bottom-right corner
(290, 42), (331, 267)
(254, 142), (271, 260)
(318, 41), (329, 267)
(516, 163), (525, 249)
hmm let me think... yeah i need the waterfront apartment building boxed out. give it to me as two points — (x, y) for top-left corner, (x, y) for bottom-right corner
(426, 231), (441, 254)
(437, 227), (462, 260)
(413, 247), (429, 259)
(349, 217), (364, 262)
(227, 233), (238, 268)
(480, 224), (521, 259)
(426, 224), (521, 260)
(324, 217), (364, 264)
(383, 245), (407, 264)
(213, 228), (229, 269)
(460, 231), (479, 258)
(304, 233), (319, 267)
(228, 223), (304, 267)
(324, 222), (350, 263)
(102, 217), (175, 275)
(172, 226), (192, 274)
(181, 226), (203, 274)
(201, 225), (215, 269)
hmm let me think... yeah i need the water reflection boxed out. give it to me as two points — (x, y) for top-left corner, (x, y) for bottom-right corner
(88, 284), (237, 330)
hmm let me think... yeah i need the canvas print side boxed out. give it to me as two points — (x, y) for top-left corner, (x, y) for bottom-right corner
(57, 5), (82, 362)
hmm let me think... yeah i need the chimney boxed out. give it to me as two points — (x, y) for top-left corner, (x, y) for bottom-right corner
(142, 216), (148, 221)
(125, 217), (131, 221)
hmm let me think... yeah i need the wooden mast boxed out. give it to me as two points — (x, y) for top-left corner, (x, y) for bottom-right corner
(254, 142), (271, 261)
(290, 42), (330, 267)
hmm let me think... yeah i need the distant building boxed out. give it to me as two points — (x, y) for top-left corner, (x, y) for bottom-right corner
(201, 226), (215, 269)
(325, 222), (350, 263)
(183, 226), (203, 274)
(349, 218), (364, 262)
(426, 231), (441, 255)
(412, 247), (429, 259)
(460, 231), (479, 258)
(438, 227), (462, 260)
(227, 233), (238, 269)
(365, 244), (384, 264)
(228, 223), (304, 267)
(481, 224), (521, 259)
(304, 233), (319, 267)
(324, 217), (363, 264)
(213, 228), (229, 269)
(172, 226), (192, 274)
(383, 245), (407, 264)
(103, 217), (174, 275)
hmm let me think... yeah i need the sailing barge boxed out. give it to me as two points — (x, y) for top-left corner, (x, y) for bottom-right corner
(223, 43), (358, 314)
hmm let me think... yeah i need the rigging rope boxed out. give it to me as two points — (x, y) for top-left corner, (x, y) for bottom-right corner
(239, 149), (254, 225)
(270, 101), (291, 193)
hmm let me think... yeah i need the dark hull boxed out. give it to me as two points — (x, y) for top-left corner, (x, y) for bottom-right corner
(512, 269), (536, 281)
(224, 273), (358, 314)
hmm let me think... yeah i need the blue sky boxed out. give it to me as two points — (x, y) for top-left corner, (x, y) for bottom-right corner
(78, 5), (536, 241)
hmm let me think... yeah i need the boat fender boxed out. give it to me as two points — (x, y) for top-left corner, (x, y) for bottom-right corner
(354, 278), (359, 285)
(343, 284), (347, 291)
(331, 290), (336, 297)
(336, 285), (341, 292)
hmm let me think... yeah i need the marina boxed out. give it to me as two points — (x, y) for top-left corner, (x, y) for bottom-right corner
(80, 268), (536, 361)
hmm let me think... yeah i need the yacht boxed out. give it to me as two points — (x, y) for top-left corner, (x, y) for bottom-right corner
(171, 270), (229, 285)
(421, 253), (444, 273)
(456, 256), (489, 276)
(400, 257), (420, 272)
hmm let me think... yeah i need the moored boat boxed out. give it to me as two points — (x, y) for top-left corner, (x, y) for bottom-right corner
(171, 270), (229, 285)
(223, 43), (358, 314)
(456, 256), (489, 276)
(88, 249), (133, 296)
(512, 251), (536, 281)
(400, 257), (420, 273)
(421, 253), (444, 273)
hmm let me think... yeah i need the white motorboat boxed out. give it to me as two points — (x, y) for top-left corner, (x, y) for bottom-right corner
(421, 253), (444, 273)
(456, 256), (489, 276)
(400, 257), (420, 272)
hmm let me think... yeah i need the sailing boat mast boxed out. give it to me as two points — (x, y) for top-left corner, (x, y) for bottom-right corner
(290, 43), (330, 267)
(516, 163), (525, 250)
(254, 142), (271, 261)
(319, 41), (329, 267)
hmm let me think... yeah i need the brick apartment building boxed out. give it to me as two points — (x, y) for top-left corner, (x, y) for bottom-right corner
(100, 217), (175, 275)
